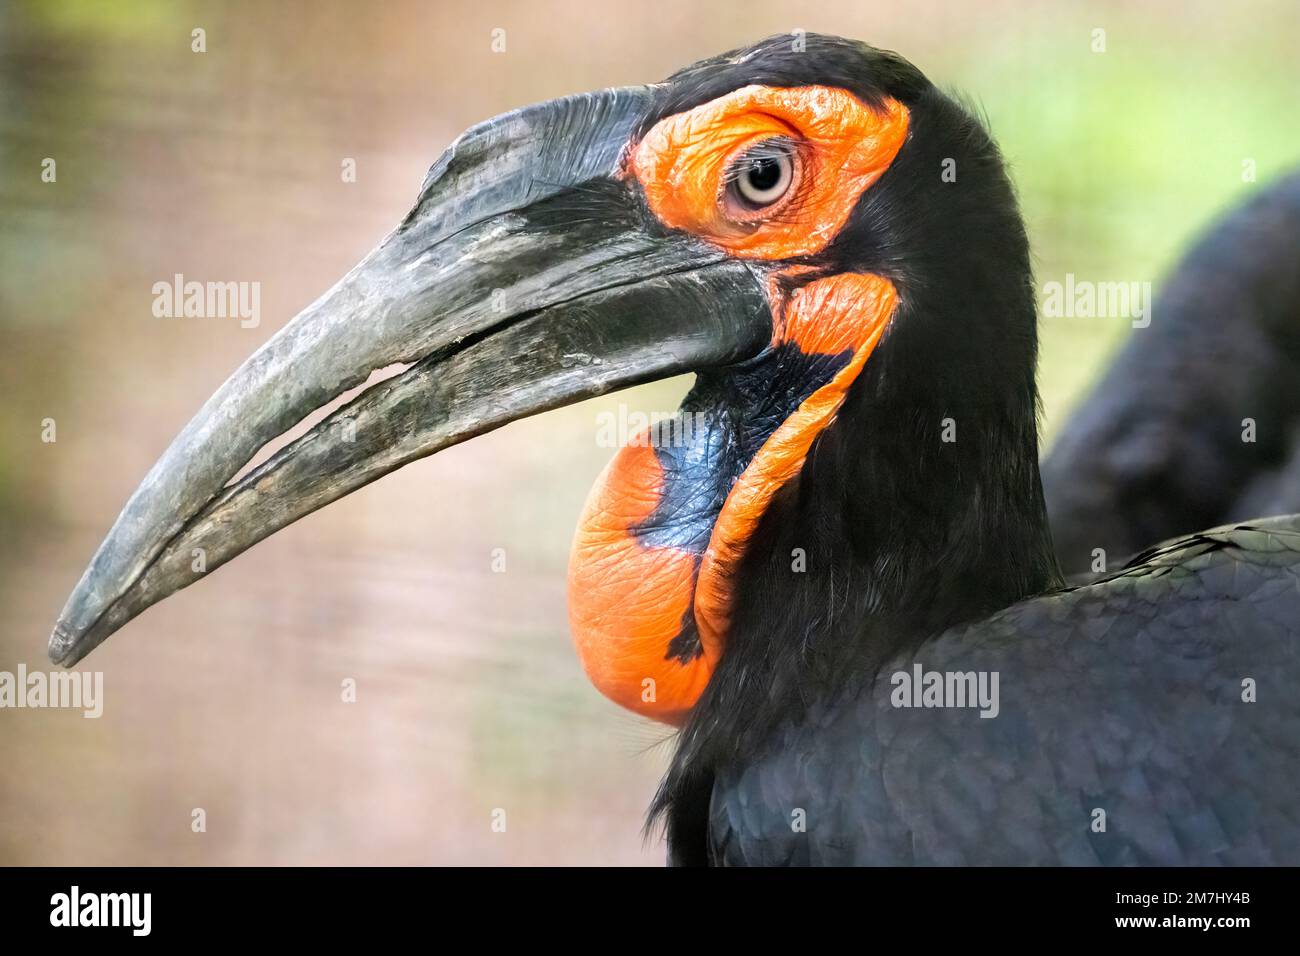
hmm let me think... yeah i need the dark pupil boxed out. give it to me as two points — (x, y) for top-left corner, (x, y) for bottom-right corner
(746, 156), (782, 192)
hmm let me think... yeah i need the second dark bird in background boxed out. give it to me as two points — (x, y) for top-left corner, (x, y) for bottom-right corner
(1044, 171), (1300, 577)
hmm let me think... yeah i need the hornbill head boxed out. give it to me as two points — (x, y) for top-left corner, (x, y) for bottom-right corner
(50, 35), (1049, 726)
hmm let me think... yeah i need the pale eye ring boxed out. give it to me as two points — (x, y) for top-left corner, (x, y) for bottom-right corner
(725, 141), (797, 217)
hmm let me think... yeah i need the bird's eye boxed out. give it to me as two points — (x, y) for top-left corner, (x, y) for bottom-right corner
(724, 141), (797, 219)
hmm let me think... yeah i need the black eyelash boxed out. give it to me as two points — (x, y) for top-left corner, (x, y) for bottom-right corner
(722, 135), (801, 184)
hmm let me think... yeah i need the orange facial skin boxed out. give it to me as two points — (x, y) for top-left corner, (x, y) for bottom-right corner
(569, 85), (909, 723)
(568, 441), (715, 725)
(693, 273), (897, 651)
(630, 85), (909, 260)
(568, 273), (898, 724)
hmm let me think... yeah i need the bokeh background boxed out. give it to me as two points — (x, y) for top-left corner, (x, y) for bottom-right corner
(1, 0), (1297, 865)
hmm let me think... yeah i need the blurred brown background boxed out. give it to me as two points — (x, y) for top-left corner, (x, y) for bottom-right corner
(1, 0), (1297, 864)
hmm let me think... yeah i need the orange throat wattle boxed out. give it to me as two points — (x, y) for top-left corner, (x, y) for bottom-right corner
(567, 272), (898, 723)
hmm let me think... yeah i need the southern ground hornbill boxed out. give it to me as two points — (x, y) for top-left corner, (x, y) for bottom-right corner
(50, 35), (1300, 865)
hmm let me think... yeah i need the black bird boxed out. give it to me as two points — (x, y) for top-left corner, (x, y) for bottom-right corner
(1044, 170), (1300, 578)
(49, 35), (1300, 865)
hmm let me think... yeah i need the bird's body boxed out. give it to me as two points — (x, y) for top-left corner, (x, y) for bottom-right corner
(695, 515), (1300, 865)
(49, 34), (1300, 866)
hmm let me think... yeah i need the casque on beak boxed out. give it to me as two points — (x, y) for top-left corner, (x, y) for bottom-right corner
(49, 86), (772, 666)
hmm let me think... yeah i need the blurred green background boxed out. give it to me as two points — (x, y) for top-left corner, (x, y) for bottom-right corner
(1, 0), (1297, 864)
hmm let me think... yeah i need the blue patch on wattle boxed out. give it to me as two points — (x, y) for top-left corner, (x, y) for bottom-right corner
(627, 342), (853, 661)
(631, 342), (853, 552)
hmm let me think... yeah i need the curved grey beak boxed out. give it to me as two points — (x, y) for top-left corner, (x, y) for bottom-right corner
(49, 87), (771, 666)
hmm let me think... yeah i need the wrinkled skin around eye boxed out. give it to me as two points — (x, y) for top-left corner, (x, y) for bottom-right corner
(630, 85), (910, 260)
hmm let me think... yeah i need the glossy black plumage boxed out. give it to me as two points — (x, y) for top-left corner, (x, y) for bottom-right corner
(646, 35), (1300, 866)
(708, 515), (1300, 865)
(1044, 171), (1300, 577)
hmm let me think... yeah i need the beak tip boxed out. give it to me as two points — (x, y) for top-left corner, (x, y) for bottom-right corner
(48, 619), (86, 668)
